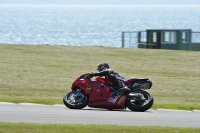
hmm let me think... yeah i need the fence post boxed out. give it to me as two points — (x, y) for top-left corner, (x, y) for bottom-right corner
(122, 32), (125, 48)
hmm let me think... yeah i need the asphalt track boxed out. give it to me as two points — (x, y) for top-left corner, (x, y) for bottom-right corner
(0, 102), (200, 128)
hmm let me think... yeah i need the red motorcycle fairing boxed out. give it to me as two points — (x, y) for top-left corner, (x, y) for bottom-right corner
(87, 80), (126, 109)
(71, 75), (126, 109)
(95, 76), (113, 86)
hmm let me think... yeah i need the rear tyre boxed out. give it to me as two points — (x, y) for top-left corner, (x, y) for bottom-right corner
(126, 90), (154, 112)
(63, 89), (89, 109)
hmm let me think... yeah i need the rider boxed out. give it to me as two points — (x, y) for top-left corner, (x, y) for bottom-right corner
(88, 62), (131, 95)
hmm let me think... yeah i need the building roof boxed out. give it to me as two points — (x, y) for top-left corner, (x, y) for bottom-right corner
(146, 29), (192, 31)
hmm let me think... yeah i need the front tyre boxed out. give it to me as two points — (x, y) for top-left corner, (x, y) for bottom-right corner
(63, 89), (89, 109)
(126, 90), (154, 112)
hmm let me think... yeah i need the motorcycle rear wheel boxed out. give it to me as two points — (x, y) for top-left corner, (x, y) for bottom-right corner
(126, 90), (154, 112)
(63, 89), (88, 109)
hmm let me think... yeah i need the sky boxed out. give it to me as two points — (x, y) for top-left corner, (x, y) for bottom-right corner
(1, 0), (200, 5)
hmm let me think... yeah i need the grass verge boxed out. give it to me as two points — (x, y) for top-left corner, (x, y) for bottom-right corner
(0, 44), (200, 110)
(0, 123), (200, 133)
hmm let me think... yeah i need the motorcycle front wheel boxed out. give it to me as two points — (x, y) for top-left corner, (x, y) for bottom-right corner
(126, 90), (154, 112)
(63, 89), (89, 109)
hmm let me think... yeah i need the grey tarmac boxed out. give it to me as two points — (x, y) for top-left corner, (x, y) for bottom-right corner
(0, 102), (200, 128)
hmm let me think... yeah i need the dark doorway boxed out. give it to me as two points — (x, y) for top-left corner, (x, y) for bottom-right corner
(151, 32), (161, 49)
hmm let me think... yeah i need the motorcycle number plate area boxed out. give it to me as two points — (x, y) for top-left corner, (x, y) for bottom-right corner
(88, 95), (126, 109)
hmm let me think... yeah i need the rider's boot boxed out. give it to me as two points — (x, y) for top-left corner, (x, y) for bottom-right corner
(120, 86), (131, 96)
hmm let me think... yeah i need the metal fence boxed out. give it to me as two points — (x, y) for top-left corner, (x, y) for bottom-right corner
(121, 31), (146, 48)
(192, 32), (200, 43)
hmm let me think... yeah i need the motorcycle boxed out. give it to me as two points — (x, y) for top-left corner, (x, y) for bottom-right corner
(63, 73), (154, 112)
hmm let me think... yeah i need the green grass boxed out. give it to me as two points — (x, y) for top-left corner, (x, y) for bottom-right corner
(0, 123), (200, 133)
(0, 44), (200, 110)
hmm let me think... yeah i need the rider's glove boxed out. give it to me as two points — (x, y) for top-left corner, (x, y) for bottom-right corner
(88, 73), (93, 78)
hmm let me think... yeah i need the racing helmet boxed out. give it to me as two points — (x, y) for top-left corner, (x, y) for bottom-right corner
(97, 62), (110, 72)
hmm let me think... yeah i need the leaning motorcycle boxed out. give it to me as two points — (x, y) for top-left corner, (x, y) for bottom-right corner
(63, 73), (154, 112)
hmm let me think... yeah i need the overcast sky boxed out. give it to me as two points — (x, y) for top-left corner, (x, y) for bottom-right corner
(1, 0), (200, 5)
